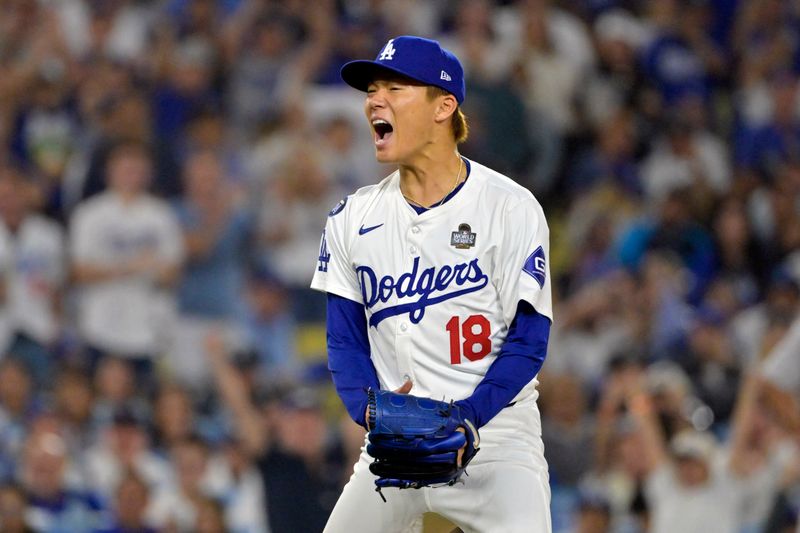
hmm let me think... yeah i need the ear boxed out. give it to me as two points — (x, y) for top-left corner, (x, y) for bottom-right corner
(433, 93), (458, 125)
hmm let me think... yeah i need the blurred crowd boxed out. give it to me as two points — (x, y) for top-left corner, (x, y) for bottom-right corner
(0, 0), (800, 532)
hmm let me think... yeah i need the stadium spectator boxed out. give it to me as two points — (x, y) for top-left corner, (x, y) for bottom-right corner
(567, 108), (641, 197)
(242, 268), (297, 379)
(214, 438), (269, 533)
(640, 113), (731, 207)
(151, 384), (195, 455)
(581, 9), (647, 130)
(194, 496), (229, 533)
(0, 358), (40, 483)
(625, 378), (759, 533)
(0, 483), (35, 533)
(97, 471), (156, 533)
(170, 149), (254, 388)
(21, 425), (109, 532)
(70, 140), (184, 388)
(52, 367), (95, 451)
(257, 143), (341, 319)
(0, 168), (65, 386)
(90, 356), (148, 433)
(84, 407), (169, 501)
(208, 332), (346, 533)
(540, 373), (595, 487)
(147, 436), (217, 531)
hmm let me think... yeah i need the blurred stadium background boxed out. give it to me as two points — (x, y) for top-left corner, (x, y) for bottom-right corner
(0, 0), (799, 532)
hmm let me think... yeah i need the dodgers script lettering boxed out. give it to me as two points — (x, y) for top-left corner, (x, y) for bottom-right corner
(357, 257), (489, 327)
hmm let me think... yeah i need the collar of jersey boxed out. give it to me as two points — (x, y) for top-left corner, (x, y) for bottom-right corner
(403, 157), (472, 216)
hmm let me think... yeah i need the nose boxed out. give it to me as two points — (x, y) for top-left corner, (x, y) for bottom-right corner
(366, 88), (387, 110)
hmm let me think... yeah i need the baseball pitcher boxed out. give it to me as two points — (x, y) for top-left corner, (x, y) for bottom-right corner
(311, 36), (553, 533)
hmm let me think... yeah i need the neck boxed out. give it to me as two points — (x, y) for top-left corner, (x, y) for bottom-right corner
(114, 189), (141, 204)
(399, 148), (463, 208)
(1, 216), (22, 234)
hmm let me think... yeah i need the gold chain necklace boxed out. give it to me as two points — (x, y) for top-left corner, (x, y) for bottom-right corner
(402, 157), (464, 209)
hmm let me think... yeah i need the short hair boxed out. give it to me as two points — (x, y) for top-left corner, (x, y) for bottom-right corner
(426, 86), (469, 144)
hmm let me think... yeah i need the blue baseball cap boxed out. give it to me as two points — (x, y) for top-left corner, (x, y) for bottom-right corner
(340, 36), (466, 104)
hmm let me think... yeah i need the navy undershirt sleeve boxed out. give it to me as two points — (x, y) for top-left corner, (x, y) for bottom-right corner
(327, 294), (550, 430)
(455, 301), (551, 428)
(326, 293), (380, 428)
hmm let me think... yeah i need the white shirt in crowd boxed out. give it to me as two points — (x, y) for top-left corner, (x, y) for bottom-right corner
(147, 455), (268, 533)
(83, 443), (171, 504)
(70, 192), (184, 356)
(761, 314), (800, 393)
(641, 132), (731, 202)
(645, 455), (749, 533)
(0, 232), (12, 353)
(0, 215), (65, 345)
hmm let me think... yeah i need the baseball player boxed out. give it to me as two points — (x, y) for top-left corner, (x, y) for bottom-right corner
(311, 36), (553, 533)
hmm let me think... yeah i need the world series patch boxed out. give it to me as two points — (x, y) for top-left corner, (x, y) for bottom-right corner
(451, 223), (476, 249)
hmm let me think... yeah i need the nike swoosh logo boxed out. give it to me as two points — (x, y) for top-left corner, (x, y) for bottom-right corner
(359, 223), (384, 235)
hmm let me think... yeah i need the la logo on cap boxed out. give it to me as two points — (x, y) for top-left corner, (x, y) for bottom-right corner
(379, 39), (396, 61)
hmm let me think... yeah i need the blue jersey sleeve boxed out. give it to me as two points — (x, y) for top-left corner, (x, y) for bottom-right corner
(455, 301), (551, 428)
(326, 293), (381, 428)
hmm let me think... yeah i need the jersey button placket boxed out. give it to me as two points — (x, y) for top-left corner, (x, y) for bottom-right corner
(408, 225), (421, 255)
(398, 224), (421, 382)
(396, 320), (414, 383)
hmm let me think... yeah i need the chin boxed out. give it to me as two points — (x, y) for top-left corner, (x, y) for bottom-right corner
(374, 149), (398, 164)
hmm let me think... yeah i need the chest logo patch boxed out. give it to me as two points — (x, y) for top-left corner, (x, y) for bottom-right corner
(450, 223), (476, 249)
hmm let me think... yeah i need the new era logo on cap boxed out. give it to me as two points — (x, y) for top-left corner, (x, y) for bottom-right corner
(340, 36), (466, 104)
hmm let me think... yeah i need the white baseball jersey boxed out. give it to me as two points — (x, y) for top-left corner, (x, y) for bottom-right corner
(310, 159), (552, 409)
(1, 215), (66, 344)
(70, 191), (184, 356)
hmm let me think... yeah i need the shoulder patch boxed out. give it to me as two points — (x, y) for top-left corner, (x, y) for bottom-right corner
(328, 197), (348, 217)
(522, 246), (546, 288)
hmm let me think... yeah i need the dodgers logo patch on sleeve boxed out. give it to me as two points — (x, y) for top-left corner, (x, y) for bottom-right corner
(522, 246), (546, 288)
(318, 230), (331, 272)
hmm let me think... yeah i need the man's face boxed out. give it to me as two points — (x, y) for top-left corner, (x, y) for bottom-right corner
(0, 178), (27, 228)
(108, 152), (151, 195)
(676, 456), (710, 487)
(364, 75), (439, 163)
(116, 477), (149, 526)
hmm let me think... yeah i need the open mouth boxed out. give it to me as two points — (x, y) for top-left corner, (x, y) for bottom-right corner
(372, 119), (394, 147)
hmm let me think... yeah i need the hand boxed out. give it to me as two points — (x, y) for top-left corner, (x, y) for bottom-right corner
(366, 380), (412, 430)
(122, 251), (160, 277)
(394, 380), (413, 395)
(204, 329), (228, 363)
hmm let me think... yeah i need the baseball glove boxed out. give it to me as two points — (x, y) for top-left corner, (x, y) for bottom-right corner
(366, 389), (480, 495)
